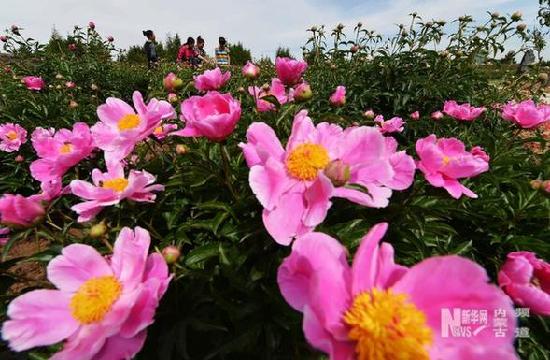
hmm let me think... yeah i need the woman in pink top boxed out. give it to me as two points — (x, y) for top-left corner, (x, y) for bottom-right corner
(177, 37), (199, 65)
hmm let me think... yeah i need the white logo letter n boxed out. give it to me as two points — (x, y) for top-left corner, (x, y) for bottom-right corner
(441, 308), (461, 338)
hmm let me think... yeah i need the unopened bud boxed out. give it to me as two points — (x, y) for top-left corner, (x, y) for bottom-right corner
(167, 93), (178, 103)
(511, 11), (522, 21)
(176, 144), (188, 155)
(90, 221), (107, 238)
(363, 109), (375, 119)
(15, 155), (24, 163)
(237, 86), (246, 94)
(261, 83), (270, 92)
(69, 100), (79, 108)
(543, 180), (550, 193)
(516, 23), (526, 32)
(91, 83), (99, 91)
(323, 160), (351, 187)
(293, 82), (313, 102)
(162, 246), (181, 264)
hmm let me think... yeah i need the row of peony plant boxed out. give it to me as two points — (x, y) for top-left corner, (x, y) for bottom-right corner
(0, 57), (549, 359)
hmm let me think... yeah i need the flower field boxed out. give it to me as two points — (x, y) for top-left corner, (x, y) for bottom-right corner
(0, 8), (549, 360)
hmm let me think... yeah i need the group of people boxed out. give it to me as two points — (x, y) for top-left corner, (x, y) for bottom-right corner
(143, 30), (230, 68)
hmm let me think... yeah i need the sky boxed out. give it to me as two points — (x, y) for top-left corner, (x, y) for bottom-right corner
(0, 0), (545, 59)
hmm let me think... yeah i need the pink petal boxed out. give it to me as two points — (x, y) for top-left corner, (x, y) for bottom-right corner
(262, 192), (309, 246)
(2, 290), (78, 352)
(110, 227), (150, 291)
(303, 174), (333, 227)
(47, 244), (113, 292)
(249, 159), (291, 211)
(93, 332), (147, 360)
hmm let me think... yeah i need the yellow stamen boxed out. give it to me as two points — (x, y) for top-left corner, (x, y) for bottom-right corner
(70, 276), (122, 324)
(344, 289), (433, 360)
(286, 143), (330, 180)
(153, 126), (163, 135)
(101, 178), (129, 192)
(442, 156), (451, 166)
(5, 130), (18, 141)
(59, 142), (73, 154)
(117, 114), (141, 131)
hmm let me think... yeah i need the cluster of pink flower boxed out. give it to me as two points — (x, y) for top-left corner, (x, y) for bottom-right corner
(1, 57), (549, 359)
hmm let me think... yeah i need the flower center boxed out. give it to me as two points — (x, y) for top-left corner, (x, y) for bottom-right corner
(101, 178), (129, 192)
(286, 143), (330, 180)
(118, 114), (141, 131)
(344, 289), (433, 360)
(442, 156), (451, 166)
(70, 276), (122, 324)
(5, 130), (17, 141)
(59, 142), (73, 154)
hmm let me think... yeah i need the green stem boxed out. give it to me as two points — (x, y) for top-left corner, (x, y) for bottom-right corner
(219, 143), (238, 201)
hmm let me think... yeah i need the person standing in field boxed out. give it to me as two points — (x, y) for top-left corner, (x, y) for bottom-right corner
(195, 36), (208, 65)
(215, 37), (230, 66)
(143, 30), (158, 68)
(177, 37), (199, 66)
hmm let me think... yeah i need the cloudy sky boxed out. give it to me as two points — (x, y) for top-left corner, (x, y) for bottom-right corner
(1, 0), (545, 59)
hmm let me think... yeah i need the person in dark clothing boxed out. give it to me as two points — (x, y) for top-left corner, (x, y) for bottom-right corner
(143, 30), (158, 68)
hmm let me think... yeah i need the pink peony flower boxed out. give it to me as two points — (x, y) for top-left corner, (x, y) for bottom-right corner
(193, 67), (231, 92)
(107, 35), (114, 42)
(0, 227), (9, 245)
(443, 100), (486, 121)
(431, 110), (444, 120)
(498, 251), (550, 316)
(172, 91), (241, 141)
(68, 43), (77, 51)
(374, 115), (405, 134)
(92, 91), (175, 164)
(248, 78), (290, 112)
(1, 226), (171, 358)
(0, 35), (8, 42)
(153, 123), (178, 140)
(28, 179), (64, 204)
(501, 99), (550, 129)
(329, 85), (346, 107)
(239, 110), (416, 245)
(0, 194), (45, 227)
(65, 81), (76, 89)
(21, 76), (45, 91)
(275, 57), (308, 86)
(88, 21), (95, 29)
(242, 61), (260, 80)
(0, 123), (27, 152)
(30, 123), (94, 182)
(70, 161), (164, 222)
(416, 135), (489, 199)
(410, 111), (420, 120)
(278, 223), (518, 359)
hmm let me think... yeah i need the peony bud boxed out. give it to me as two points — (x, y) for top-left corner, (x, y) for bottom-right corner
(363, 109), (375, 119)
(237, 86), (246, 94)
(176, 144), (188, 155)
(14, 155), (24, 163)
(69, 100), (78, 108)
(89, 221), (107, 238)
(88, 21), (95, 30)
(107, 35), (114, 42)
(242, 61), (260, 80)
(261, 83), (270, 92)
(431, 111), (444, 120)
(11, 25), (20, 36)
(167, 93), (178, 103)
(491, 12), (500, 18)
(516, 23), (526, 32)
(350, 45), (359, 54)
(162, 246), (181, 264)
(323, 160), (351, 187)
(410, 111), (420, 120)
(542, 180), (550, 193)
(293, 82), (313, 102)
(65, 81), (76, 89)
(538, 72), (548, 82)
(55, 73), (64, 80)
(0, 35), (7, 42)
(68, 43), (77, 51)
(511, 11), (522, 21)
(530, 180), (543, 190)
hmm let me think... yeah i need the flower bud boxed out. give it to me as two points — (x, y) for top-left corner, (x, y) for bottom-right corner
(323, 160), (351, 187)
(69, 100), (79, 108)
(511, 11), (522, 21)
(68, 43), (77, 51)
(350, 45), (359, 53)
(237, 86), (246, 94)
(167, 93), (178, 103)
(431, 111), (444, 120)
(107, 36), (114, 42)
(357, 22), (363, 28)
(65, 81), (76, 89)
(491, 12), (501, 18)
(11, 25), (20, 36)
(91, 83), (99, 91)
(88, 21), (95, 30)
(363, 109), (375, 119)
(242, 61), (260, 80)
(89, 221), (107, 238)
(0, 35), (7, 42)
(410, 111), (420, 120)
(542, 180), (550, 193)
(55, 84), (62, 90)
(261, 83), (270, 92)
(55, 73), (64, 80)
(293, 82), (313, 102)
(162, 246), (181, 264)
(516, 23), (526, 32)
(176, 144), (188, 155)
(15, 155), (24, 163)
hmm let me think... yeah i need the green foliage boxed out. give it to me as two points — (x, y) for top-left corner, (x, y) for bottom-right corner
(228, 42), (251, 65)
(275, 47), (291, 58)
(0, 14), (549, 360)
